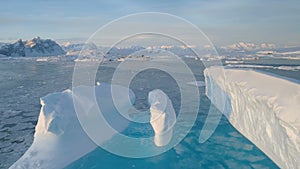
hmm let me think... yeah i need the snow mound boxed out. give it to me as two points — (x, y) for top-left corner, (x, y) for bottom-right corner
(149, 89), (176, 147)
(10, 83), (135, 169)
(205, 67), (300, 169)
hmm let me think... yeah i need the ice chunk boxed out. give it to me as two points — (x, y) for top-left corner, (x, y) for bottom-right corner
(148, 89), (176, 147)
(277, 66), (300, 71)
(187, 81), (205, 87)
(205, 67), (300, 169)
(10, 83), (134, 169)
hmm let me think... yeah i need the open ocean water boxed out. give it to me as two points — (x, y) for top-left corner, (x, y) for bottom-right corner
(1, 57), (299, 169)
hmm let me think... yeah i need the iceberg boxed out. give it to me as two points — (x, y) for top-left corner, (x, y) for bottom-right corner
(10, 80), (181, 168)
(204, 67), (300, 169)
(10, 83), (135, 169)
(148, 89), (176, 147)
(186, 81), (206, 87)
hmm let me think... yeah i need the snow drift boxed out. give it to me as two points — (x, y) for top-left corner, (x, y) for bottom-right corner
(204, 67), (300, 169)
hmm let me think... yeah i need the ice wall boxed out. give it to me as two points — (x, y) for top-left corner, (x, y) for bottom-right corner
(10, 84), (135, 169)
(205, 67), (300, 169)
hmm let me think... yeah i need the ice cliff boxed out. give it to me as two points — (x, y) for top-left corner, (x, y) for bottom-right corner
(204, 67), (300, 169)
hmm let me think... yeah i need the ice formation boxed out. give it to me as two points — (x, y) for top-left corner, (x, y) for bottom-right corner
(186, 81), (206, 87)
(205, 67), (300, 169)
(9, 83), (135, 169)
(225, 64), (300, 71)
(148, 89), (176, 147)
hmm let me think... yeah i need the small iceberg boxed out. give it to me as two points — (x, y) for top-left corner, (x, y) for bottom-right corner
(10, 83), (135, 169)
(10, 85), (179, 168)
(148, 89), (176, 147)
(187, 81), (205, 87)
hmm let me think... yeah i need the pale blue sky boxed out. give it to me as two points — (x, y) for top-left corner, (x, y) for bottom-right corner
(0, 0), (299, 46)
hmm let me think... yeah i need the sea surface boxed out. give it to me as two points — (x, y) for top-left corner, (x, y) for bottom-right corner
(1, 57), (299, 169)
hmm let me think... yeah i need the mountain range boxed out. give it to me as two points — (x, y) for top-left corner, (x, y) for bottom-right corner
(0, 37), (299, 60)
(0, 37), (65, 57)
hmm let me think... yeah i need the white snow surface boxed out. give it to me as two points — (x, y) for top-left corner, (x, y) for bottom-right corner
(10, 83), (135, 169)
(205, 67), (300, 169)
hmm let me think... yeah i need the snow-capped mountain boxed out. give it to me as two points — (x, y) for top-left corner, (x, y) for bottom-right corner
(63, 42), (199, 59)
(105, 46), (145, 58)
(217, 42), (300, 58)
(0, 39), (26, 57)
(62, 42), (98, 53)
(62, 42), (99, 58)
(63, 42), (146, 59)
(222, 42), (276, 51)
(1, 38), (299, 60)
(215, 42), (278, 58)
(0, 37), (65, 57)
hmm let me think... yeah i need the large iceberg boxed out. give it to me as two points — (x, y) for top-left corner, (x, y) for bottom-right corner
(205, 67), (300, 169)
(10, 83), (135, 169)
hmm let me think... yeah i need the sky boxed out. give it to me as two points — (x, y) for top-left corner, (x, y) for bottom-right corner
(0, 0), (300, 46)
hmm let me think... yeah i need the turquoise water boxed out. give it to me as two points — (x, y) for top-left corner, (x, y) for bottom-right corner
(67, 59), (280, 169)
(66, 107), (279, 169)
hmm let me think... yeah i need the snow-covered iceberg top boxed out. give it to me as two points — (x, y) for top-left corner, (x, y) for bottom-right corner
(205, 67), (300, 169)
(10, 83), (135, 169)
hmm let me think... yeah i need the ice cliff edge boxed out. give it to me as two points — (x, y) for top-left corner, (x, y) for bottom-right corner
(204, 67), (300, 169)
